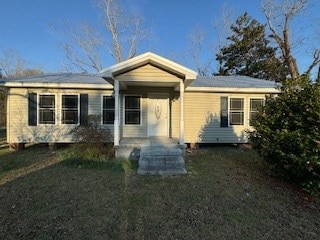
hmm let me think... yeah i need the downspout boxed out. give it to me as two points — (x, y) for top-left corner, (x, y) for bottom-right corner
(114, 79), (120, 146)
(6, 88), (10, 144)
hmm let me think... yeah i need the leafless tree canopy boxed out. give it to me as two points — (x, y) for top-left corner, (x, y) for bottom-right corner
(188, 27), (211, 76)
(187, 4), (235, 76)
(0, 49), (43, 127)
(262, 0), (320, 80)
(60, 21), (104, 73)
(0, 49), (43, 78)
(59, 0), (149, 73)
(98, 0), (148, 63)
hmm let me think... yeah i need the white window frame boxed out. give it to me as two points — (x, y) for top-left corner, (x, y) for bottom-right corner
(101, 95), (115, 125)
(61, 93), (80, 125)
(123, 95), (142, 126)
(37, 93), (57, 125)
(229, 97), (245, 126)
(249, 97), (265, 126)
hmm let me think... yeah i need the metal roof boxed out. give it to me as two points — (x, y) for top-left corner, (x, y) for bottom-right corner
(191, 75), (279, 88)
(0, 73), (111, 86)
(0, 73), (279, 90)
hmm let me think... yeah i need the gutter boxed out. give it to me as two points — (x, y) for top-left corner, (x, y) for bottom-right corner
(186, 86), (280, 94)
(0, 82), (114, 90)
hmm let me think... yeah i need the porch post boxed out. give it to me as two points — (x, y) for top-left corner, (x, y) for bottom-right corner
(179, 79), (185, 145)
(114, 79), (120, 146)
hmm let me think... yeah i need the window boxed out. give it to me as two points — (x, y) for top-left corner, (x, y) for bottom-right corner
(38, 95), (55, 124)
(230, 98), (244, 125)
(125, 96), (141, 125)
(102, 96), (115, 124)
(62, 95), (79, 124)
(250, 98), (264, 125)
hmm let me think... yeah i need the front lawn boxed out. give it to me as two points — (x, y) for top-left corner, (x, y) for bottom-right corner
(0, 145), (319, 239)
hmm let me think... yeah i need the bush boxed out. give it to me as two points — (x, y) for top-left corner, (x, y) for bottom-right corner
(71, 114), (113, 156)
(249, 77), (320, 194)
(61, 115), (136, 172)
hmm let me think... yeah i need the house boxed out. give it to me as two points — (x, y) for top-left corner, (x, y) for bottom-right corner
(0, 52), (279, 173)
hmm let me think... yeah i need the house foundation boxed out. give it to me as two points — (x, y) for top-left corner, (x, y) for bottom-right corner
(9, 143), (25, 151)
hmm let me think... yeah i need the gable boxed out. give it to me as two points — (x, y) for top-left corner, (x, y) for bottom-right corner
(100, 52), (198, 88)
(115, 63), (182, 82)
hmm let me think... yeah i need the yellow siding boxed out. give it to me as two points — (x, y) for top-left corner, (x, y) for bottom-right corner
(184, 91), (268, 143)
(117, 64), (181, 82)
(7, 88), (114, 143)
(7, 85), (269, 144)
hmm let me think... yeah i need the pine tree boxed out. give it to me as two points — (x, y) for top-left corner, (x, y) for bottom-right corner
(216, 12), (288, 81)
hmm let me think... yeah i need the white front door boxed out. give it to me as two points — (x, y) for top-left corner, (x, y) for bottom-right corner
(148, 93), (169, 137)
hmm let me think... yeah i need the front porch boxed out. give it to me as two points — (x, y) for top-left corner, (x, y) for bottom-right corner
(115, 137), (187, 175)
(100, 52), (198, 148)
(99, 52), (197, 175)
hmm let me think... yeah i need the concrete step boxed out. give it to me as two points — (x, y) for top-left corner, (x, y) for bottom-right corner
(138, 146), (187, 175)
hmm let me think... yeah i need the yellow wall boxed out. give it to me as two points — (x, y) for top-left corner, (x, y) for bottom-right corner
(7, 88), (114, 143)
(184, 91), (268, 143)
(7, 87), (269, 144)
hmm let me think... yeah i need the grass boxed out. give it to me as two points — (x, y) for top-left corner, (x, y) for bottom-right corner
(0, 145), (319, 239)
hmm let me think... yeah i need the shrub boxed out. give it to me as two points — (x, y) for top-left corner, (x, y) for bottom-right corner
(61, 115), (136, 172)
(249, 77), (320, 194)
(70, 114), (113, 158)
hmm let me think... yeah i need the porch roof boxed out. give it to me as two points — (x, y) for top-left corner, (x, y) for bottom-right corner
(99, 52), (198, 90)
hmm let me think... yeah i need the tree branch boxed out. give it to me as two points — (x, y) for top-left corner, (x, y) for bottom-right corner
(305, 49), (320, 76)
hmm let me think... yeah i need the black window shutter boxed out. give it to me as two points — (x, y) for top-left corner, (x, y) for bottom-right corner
(80, 94), (88, 126)
(220, 96), (228, 127)
(28, 93), (37, 126)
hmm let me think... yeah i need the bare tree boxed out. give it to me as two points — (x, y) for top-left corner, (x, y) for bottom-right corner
(187, 4), (235, 76)
(0, 49), (43, 127)
(59, 21), (104, 72)
(98, 0), (148, 63)
(0, 49), (42, 78)
(262, 0), (320, 80)
(188, 26), (211, 76)
(212, 4), (235, 75)
(0, 49), (26, 78)
(58, 0), (149, 72)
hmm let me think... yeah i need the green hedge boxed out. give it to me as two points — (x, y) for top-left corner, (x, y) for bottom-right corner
(249, 78), (320, 194)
